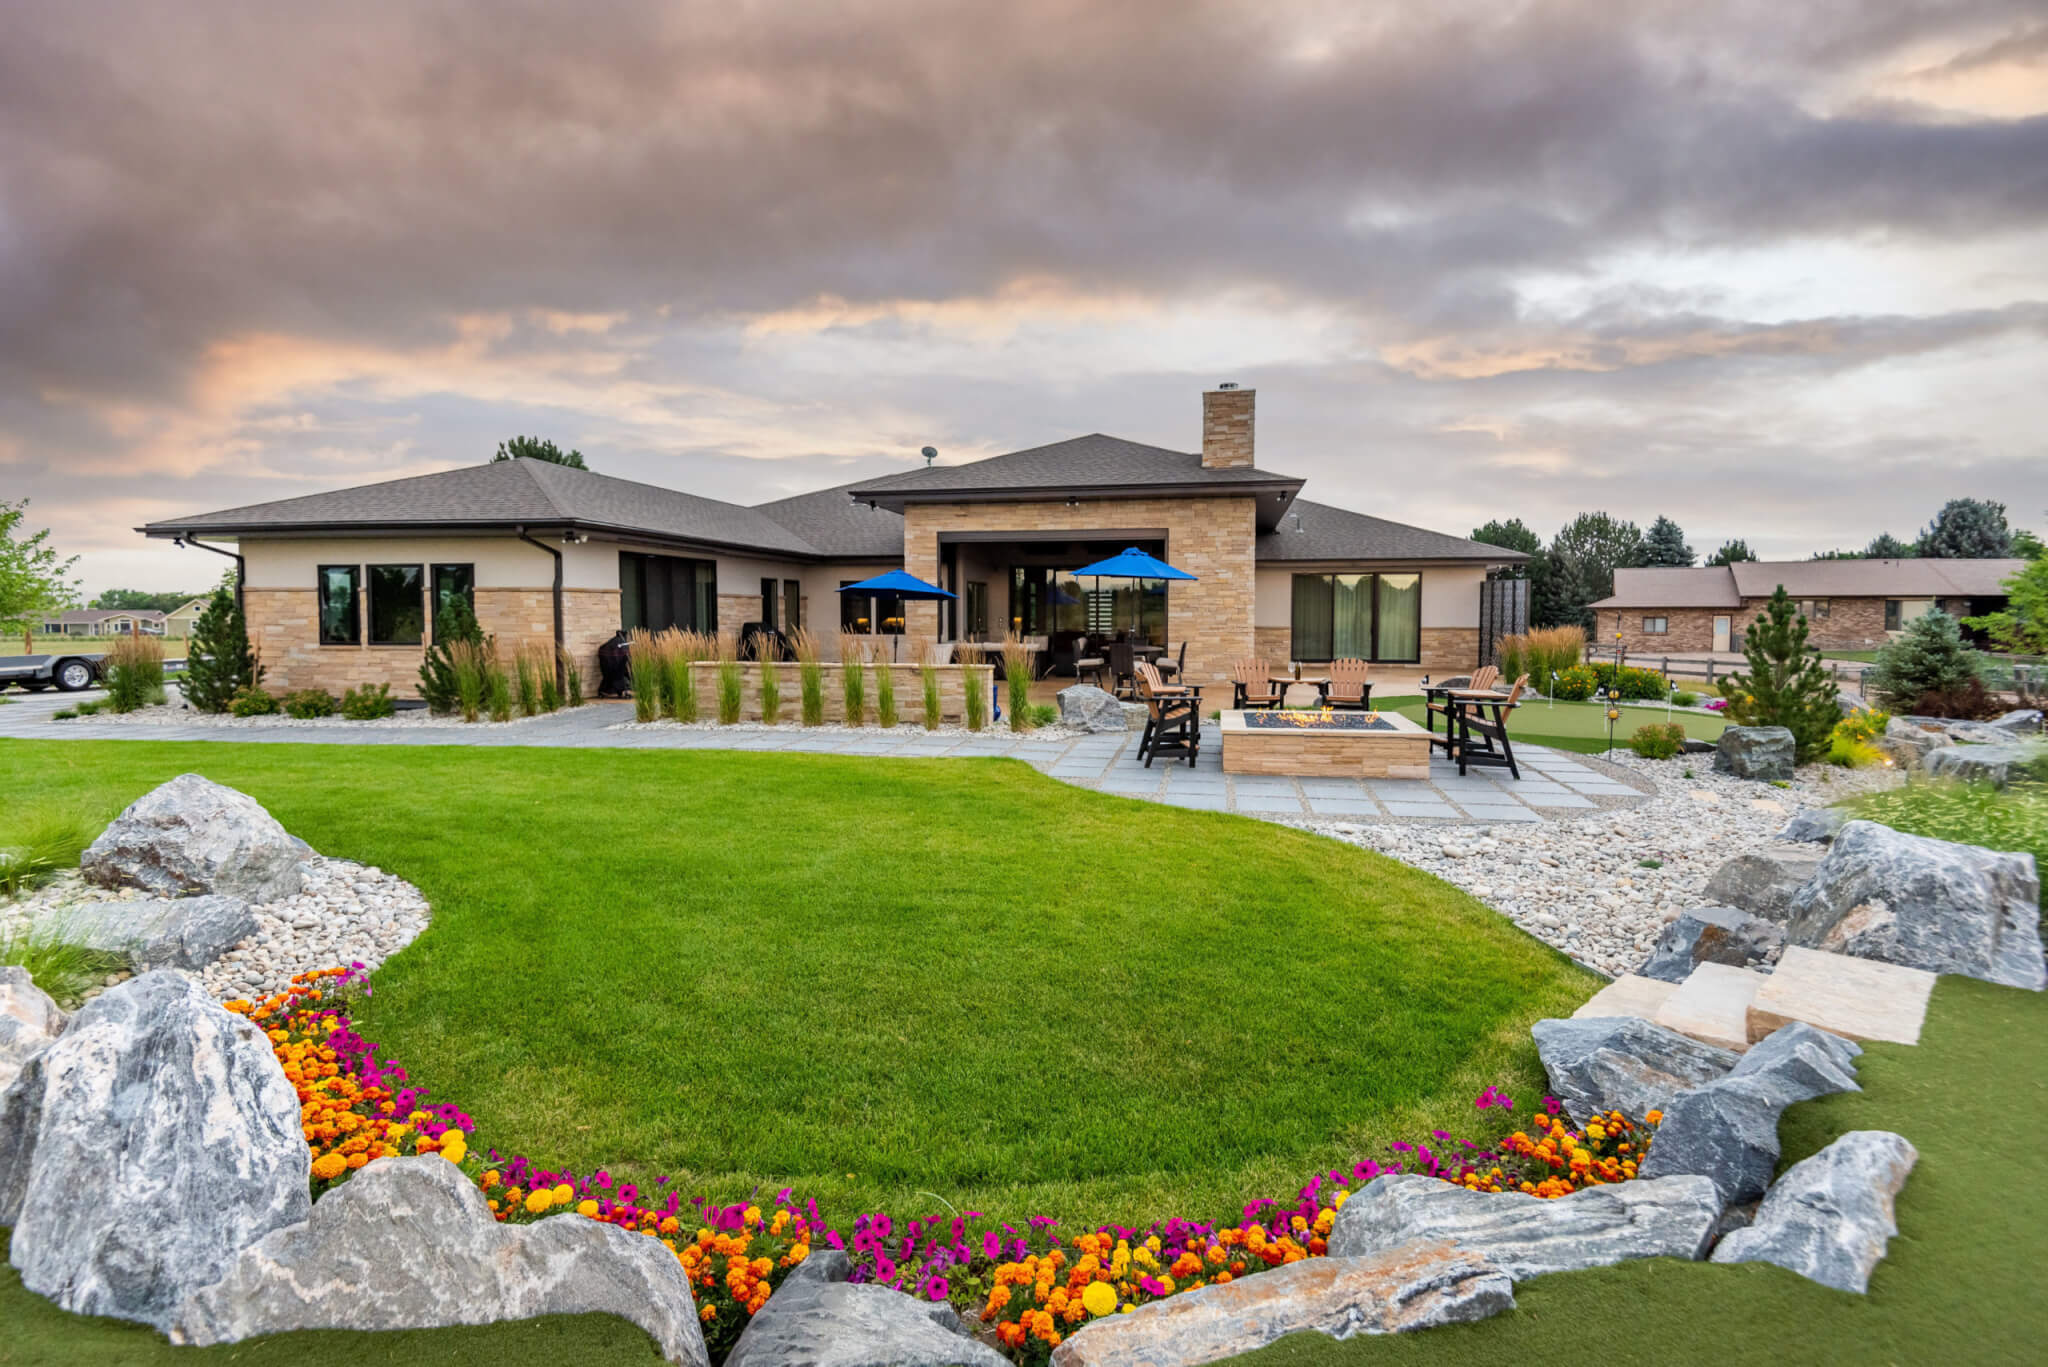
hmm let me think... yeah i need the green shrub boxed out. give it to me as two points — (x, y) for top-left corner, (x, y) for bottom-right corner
(419, 595), (484, 714)
(1628, 722), (1687, 759)
(1865, 610), (1994, 717)
(180, 586), (262, 713)
(1030, 703), (1059, 727)
(339, 682), (395, 720)
(1829, 734), (1885, 768)
(1672, 690), (1700, 708)
(485, 660), (513, 722)
(1591, 662), (1668, 700)
(282, 688), (335, 719)
(229, 687), (278, 717)
(102, 635), (166, 712)
(1723, 586), (1842, 762)
(1834, 708), (1890, 745)
(0, 810), (99, 898)
(1553, 664), (1597, 701)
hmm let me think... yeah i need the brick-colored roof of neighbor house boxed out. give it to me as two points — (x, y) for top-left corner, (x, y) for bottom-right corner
(1594, 559), (2027, 609)
(143, 458), (820, 558)
(1254, 500), (1532, 563)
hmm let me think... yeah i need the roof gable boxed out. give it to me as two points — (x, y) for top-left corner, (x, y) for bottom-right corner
(1255, 500), (1531, 564)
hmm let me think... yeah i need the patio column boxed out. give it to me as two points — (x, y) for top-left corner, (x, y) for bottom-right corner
(903, 513), (941, 643)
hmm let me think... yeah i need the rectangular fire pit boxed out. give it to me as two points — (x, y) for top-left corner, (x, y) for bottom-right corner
(1220, 708), (1432, 779)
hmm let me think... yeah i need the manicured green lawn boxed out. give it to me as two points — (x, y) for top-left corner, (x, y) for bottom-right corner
(1375, 694), (1726, 758)
(0, 739), (1592, 1231)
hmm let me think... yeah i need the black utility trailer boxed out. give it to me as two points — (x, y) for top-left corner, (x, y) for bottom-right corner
(0, 652), (104, 692)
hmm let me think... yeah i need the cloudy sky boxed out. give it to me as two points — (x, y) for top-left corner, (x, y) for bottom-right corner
(4, 0), (2045, 595)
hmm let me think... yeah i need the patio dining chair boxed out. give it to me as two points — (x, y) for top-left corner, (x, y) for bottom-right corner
(1327, 658), (1372, 709)
(1448, 673), (1530, 779)
(1154, 641), (1187, 683)
(1231, 658), (1281, 709)
(1135, 662), (1201, 767)
(1106, 640), (1140, 699)
(1072, 637), (1107, 688)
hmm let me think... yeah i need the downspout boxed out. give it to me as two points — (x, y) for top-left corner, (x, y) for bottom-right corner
(514, 525), (566, 692)
(179, 536), (247, 614)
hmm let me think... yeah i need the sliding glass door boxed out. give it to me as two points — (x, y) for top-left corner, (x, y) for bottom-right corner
(1289, 572), (1422, 662)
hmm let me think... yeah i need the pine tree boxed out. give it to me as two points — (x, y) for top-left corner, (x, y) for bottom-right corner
(1864, 532), (1914, 559)
(1917, 498), (2011, 559)
(1865, 610), (1984, 714)
(1642, 516), (1695, 567)
(1706, 538), (1756, 566)
(419, 594), (485, 714)
(1721, 587), (1840, 762)
(180, 586), (261, 712)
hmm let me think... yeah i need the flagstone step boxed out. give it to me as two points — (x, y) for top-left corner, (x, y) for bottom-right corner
(1653, 962), (1767, 1053)
(1747, 946), (1934, 1046)
(1572, 974), (1678, 1021)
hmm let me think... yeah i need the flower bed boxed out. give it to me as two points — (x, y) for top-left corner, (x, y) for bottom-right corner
(234, 969), (1660, 1361)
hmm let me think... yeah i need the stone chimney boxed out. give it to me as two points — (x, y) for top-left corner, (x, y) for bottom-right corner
(1202, 384), (1254, 469)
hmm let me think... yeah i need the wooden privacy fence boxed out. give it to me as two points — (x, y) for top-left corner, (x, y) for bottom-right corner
(1586, 647), (1871, 697)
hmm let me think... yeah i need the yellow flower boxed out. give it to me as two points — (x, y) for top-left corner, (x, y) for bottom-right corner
(526, 1189), (555, 1215)
(1081, 1283), (1117, 1317)
(552, 1183), (574, 1203)
(577, 1199), (600, 1217)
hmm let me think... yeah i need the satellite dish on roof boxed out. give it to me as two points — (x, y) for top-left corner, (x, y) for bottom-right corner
(921, 446), (938, 466)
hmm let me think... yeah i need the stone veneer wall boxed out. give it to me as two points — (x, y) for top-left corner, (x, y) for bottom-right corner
(901, 497), (1258, 693)
(243, 587), (618, 699)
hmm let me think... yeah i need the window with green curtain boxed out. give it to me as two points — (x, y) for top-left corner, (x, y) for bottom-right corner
(1376, 573), (1421, 662)
(1332, 574), (1373, 658)
(1290, 574), (1334, 660)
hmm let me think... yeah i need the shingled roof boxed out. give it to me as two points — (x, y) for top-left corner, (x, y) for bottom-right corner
(1255, 500), (1531, 564)
(143, 458), (819, 558)
(752, 480), (909, 559)
(1593, 558), (2027, 609)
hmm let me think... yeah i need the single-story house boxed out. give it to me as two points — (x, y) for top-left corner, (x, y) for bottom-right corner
(1590, 558), (2026, 654)
(140, 387), (1525, 698)
(164, 597), (210, 635)
(40, 609), (168, 637)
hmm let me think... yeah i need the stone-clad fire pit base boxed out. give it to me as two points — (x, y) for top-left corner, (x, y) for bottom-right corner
(1221, 709), (1432, 779)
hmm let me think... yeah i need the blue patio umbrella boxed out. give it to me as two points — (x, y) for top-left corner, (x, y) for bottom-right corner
(1068, 548), (1197, 581)
(836, 569), (955, 660)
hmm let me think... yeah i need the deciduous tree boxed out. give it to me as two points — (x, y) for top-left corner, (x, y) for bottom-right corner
(1917, 498), (2012, 559)
(1706, 539), (1756, 566)
(0, 499), (78, 652)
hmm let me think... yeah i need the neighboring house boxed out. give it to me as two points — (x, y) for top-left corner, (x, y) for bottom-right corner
(140, 387), (1524, 698)
(1591, 559), (2025, 655)
(163, 597), (210, 636)
(39, 609), (169, 637)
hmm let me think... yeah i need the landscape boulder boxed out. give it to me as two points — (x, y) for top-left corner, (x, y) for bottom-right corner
(1637, 905), (1785, 983)
(1783, 820), (2045, 991)
(0, 966), (65, 1094)
(1530, 1016), (1738, 1128)
(1989, 709), (2043, 736)
(1701, 847), (1826, 920)
(46, 894), (256, 972)
(0, 971), (309, 1330)
(724, 1246), (1002, 1367)
(1711, 1130), (1917, 1293)
(1056, 685), (1128, 734)
(1714, 727), (1795, 781)
(81, 773), (306, 902)
(1940, 720), (2010, 745)
(1923, 742), (2043, 788)
(1637, 1022), (1862, 1205)
(1326, 1173), (1722, 1279)
(1047, 1241), (1511, 1367)
(175, 1156), (709, 1365)
(1877, 715), (1949, 768)
(1776, 807), (1850, 844)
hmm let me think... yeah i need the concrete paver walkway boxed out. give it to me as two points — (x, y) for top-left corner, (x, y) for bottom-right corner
(0, 692), (1652, 825)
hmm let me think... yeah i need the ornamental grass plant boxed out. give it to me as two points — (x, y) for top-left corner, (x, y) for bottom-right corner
(666, 630), (708, 723)
(837, 633), (867, 725)
(792, 629), (825, 726)
(917, 637), (942, 729)
(485, 652), (514, 722)
(716, 631), (744, 725)
(1001, 631), (1033, 732)
(959, 643), (986, 731)
(557, 646), (584, 708)
(757, 635), (783, 725)
(513, 644), (544, 717)
(627, 628), (663, 723)
(873, 649), (898, 729)
(101, 634), (165, 712)
(0, 921), (127, 1009)
(0, 808), (98, 898)
(446, 638), (492, 722)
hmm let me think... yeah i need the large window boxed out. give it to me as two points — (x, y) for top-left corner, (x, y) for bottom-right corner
(367, 565), (425, 646)
(1289, 572), (1421, 662)
(431, 563), (474, 643)
(317, 565), (360, 645)
(839, 582), (904, 634)
(964, 582), (989, 639)
(620, 552), (716, 633)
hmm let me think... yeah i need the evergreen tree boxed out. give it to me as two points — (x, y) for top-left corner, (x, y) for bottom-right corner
(1866, 610), (1984, 713)
(1864, 532), (1914, 559)
(1642, 516), (1695, 567)
(1917, 498), (2011, 558)
(1706, 538), (1756, 566)
(180, 586), (262, 712)
(1546, 512), (1645, 631)
(493, 435), (588, 469)
(1721, 587), (1840, 763)
(419, 593), (486, 714)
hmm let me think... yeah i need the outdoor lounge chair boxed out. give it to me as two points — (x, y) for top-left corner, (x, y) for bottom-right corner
(1327, 658), (1372, 709)
(1231, 658), (1281, 709)
(1135, 662), (1200, 767)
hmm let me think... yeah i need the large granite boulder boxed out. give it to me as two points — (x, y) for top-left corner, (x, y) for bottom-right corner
(725, 1246), (1002, 1367)
(1941, 720), (2010, 745)
(1776, 808), (1849, 844)
(175, 1156), (709, 1365)
(81, 774), (305, 902)
(1878, 715), (1949, 768)
(1711, 1130), (1917, 1293)
(1784, 820), (2045, 991)
(0, 971), (309, 1330)
(1637, 1022), (1862, 1205)
(1989, 709), (2043, 736)
(45, 894), (256, 972)
(1046, 1241), (1511, 1367)
(1702, 848), (1825, 921)
(1326, 1173), (1722, 1279)
(1637, 905), (1785, 983)
(1056, 685), (1128, 733)
(1530, 1016), (1738, 1128)
(1714, 727), (1795, 781)
(0, 966), (65, 1094)
(1924, 742), (2043, 787)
